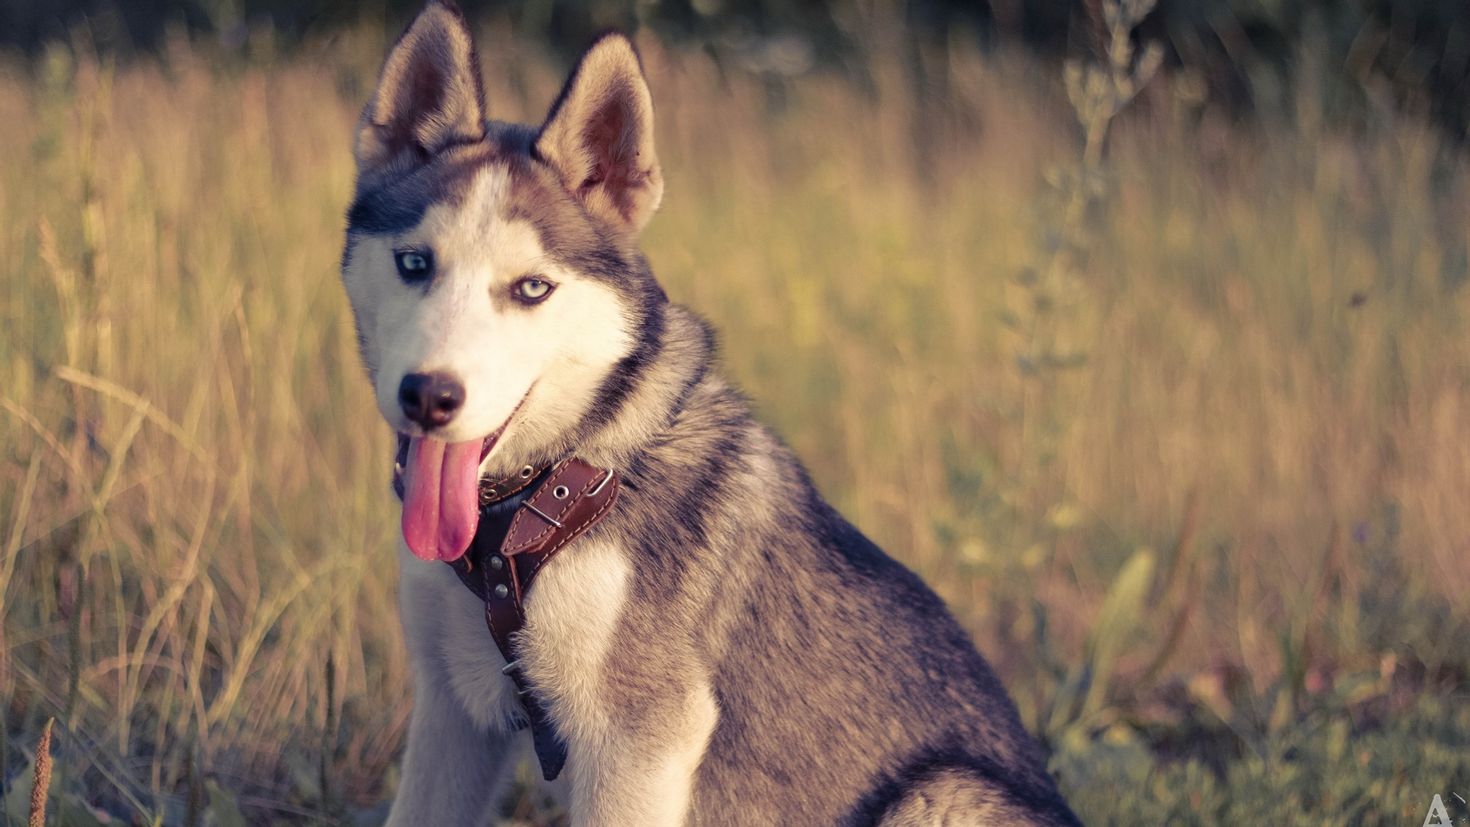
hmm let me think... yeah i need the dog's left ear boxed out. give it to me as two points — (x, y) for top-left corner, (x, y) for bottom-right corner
(536, 34), (663, 234)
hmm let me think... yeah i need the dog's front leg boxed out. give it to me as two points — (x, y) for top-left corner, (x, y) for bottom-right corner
(522, 539), (719, 825)
(385, 672), (514, 826)
(563, 683), (719, 827)
(388, 550), (522, 826)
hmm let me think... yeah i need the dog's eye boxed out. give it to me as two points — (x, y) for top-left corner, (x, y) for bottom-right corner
(513, 277), (555, 304)
(394, 249), (433, 283)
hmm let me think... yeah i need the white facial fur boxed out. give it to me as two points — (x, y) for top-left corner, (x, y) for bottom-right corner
(342, 165), (634, 469)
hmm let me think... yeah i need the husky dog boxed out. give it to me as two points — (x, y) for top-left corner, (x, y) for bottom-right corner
(340, 2), (1081, 824)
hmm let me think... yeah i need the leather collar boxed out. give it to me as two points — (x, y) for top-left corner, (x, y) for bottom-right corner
(391, 436), (548, 506)
(392, 437), (621, 780)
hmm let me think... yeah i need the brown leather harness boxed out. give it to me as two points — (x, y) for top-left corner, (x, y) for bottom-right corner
(393, 443), (621, 780)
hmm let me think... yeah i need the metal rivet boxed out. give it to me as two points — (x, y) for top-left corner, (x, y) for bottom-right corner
(553, 485), (570, 500)
(489, 555), (504, 570)
(519, 465), (534, 478)
(493, 584), (509, 599)
(485, 487), (498, 497)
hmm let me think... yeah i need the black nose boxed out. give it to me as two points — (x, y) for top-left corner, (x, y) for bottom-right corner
(398, 372), (465, 430)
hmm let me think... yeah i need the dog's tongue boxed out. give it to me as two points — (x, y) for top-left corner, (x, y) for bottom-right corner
(401, 437), (482, 561)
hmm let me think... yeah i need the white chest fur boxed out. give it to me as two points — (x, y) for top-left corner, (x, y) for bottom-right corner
(395, 537), (632, 735)
(397, 538), (713, 826)
(518, 538), (632, 743)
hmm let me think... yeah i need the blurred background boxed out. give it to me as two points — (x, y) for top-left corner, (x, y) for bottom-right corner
(1, 0), (1467, 824)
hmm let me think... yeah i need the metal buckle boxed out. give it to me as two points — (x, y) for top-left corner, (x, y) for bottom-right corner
(524, 502), (563, 528)
(589, 469), (615, 497)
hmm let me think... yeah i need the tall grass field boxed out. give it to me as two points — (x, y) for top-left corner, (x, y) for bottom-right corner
(2, 13), (1469, 826)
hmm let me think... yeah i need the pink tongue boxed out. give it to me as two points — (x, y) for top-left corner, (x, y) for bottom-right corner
(401, 437), (483, 561)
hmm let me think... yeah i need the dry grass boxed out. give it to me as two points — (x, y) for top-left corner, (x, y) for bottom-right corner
(1, 16), (1468, 824)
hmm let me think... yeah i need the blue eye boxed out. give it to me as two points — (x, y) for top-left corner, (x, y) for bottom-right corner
(513, 277), (556, 304)
(394, 249), (433, 282)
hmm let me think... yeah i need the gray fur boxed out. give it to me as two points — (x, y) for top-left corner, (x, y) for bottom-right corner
(345, 5), (1080, 825)
(551, 310), (1080, 825)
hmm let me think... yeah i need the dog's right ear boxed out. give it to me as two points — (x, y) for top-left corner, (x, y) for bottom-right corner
(355, 0), (485, 177)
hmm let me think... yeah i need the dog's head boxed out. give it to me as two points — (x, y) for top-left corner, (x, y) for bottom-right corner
(341, 0), (665, 561)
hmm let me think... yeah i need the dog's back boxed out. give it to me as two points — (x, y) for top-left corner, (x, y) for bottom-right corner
(593, 311), (1079, 825)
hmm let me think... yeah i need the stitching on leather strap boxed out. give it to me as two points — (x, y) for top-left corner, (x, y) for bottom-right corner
(504, 458), (575, 554)
(522, 458), (591, 543)
(521, 480), (619, 585)
(518, 465), (607, 557)
(481, 468), (539, 502)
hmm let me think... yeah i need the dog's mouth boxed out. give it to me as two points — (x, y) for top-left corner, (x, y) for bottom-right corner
(393, 393), (530, 563)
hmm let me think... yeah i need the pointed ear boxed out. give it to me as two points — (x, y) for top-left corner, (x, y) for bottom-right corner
(355, 0), (485, 176)
(535, 34), (663, 233)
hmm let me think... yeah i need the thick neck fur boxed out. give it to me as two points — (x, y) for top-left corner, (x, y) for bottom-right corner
(484, 300), (718, 480)
(579, 304), (717, 466)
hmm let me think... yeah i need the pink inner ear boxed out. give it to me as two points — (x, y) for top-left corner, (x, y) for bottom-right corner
(582, 92), (634, 167)
(358, 4), (485, 174)
(538, 44), (661, 230)
(575, 96), (646, 218)
(407, 61), (447, 123)
(579, 162), (608, 193)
